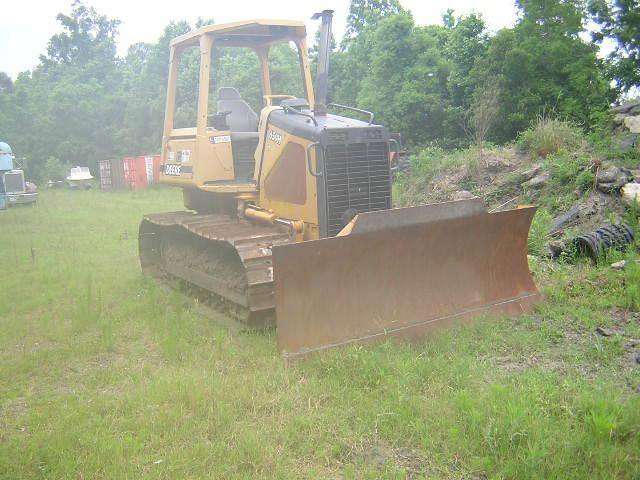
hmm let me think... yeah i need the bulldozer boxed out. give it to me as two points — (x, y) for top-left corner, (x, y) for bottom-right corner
(139, 11), (540, 358)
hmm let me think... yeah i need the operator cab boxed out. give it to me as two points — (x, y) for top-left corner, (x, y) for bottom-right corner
(213, 87), (260, 180)
(162, 20), (315, 188)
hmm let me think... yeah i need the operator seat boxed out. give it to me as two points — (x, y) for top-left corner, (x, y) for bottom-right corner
(217, 87), (259, 181)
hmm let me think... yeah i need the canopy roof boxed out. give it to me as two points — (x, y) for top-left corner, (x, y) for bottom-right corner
(171, 20), (307, 49)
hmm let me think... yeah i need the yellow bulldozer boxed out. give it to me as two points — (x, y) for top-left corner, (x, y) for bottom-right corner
(139, 11), (540, 358)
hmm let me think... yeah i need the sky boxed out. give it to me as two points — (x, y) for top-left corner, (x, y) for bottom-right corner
(0, 0), (519, 79)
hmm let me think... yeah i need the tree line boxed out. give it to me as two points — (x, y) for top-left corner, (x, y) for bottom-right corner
(0, 0), (638, 180)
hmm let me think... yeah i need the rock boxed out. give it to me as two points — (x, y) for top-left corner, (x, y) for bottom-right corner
(613, 113), (627, 125)
(484, 154), (514, 173)
(625, 339), (640, 350)
(611, 260), (627, 270)
(598, 182), (619, 194)
(624, 115), (640, 134)
(548, 240), (566, 258)
(596, 326), (616, 337)
(519, 163), (543, 182)
(522, 171), (550, 189)
(451, 190), (475, 201)
(614, 133), (638, 153)
(611, 100), (640, 114)
(622, 182), (640, 206)
(597, 164), (622, 183)
(596, 164), (632, 193)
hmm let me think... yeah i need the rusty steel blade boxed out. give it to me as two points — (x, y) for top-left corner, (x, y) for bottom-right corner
(272, 204), (540, 358)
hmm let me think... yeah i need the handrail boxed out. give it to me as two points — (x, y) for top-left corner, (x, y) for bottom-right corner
(263, 94), (296, 106)
(306, 142), (323, 177)
(282, 105), (318, 126)
(328, 103), (374, 125)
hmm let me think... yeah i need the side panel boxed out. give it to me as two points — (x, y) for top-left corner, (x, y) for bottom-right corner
(257, 115), (321, 240)
(273, 205), (540, 358)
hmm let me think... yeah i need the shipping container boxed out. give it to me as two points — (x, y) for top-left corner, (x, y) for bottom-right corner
(143, 156), (154, 184)
(98, 160), (112, 190)
(110, 158), (125, 189)
(123, 156), (147, 190)
(99, 159), (126, 190)
(140, 155), (161, 185)
(152, 155), (161, 184)
(100, 155), (158, 191)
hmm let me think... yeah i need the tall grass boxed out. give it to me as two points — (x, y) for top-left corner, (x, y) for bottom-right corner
(517, 115), (585, 158)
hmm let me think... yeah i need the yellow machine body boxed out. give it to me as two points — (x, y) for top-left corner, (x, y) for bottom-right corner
(139, 14), (540, 357)
(157, 19), (322, 239)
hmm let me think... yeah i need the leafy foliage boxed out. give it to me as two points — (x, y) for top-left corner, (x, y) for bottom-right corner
(589, 0), (640, 92)
(0, 0), (627, 180)
(343, 0), (405, 42)
(470, 0), (614, 142)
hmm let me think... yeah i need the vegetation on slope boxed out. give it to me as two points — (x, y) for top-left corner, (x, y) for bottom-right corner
(396, 114), (640, 256)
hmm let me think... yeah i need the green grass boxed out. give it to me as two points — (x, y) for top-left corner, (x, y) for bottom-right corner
(1, 189), (639, 479)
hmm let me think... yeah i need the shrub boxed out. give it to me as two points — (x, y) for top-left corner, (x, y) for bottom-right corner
(528, 208), (552, 256)
(517, 115), (585, 158)
(575, 169), (595, 192)
(40, 156), (71, 182)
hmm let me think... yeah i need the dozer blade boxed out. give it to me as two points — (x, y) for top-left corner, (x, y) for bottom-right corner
(272, 199), (540, 358)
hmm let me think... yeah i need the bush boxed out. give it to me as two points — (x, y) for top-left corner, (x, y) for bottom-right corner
(575, 169), (595, 192)
(41, 156), (71, 182)
(517, 115), (585, 158)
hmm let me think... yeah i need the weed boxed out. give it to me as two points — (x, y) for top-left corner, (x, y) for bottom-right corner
(528, 208), (552, 256)
(517, 115), (585, 158)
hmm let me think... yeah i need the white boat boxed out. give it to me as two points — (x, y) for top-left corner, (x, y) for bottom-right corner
(66, 166), (93, 189)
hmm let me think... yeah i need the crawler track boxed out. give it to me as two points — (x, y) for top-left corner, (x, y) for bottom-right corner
(139, 211), (293, 326)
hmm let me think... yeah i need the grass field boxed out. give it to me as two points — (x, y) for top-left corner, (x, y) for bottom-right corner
(1, 189), (639, 479)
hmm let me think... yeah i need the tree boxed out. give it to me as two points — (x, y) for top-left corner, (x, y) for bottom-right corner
(344, 0), (405, 42)
(42, 0), (120, 68)
(117, 21), (190, 153)
(472, 0), (613, 141)
(0, 1), (124, 179)
(0, 72), (13, 94)
(356, 15), (455, 144)
(442, 12), (491, 142)
(589, 0), (640, 91)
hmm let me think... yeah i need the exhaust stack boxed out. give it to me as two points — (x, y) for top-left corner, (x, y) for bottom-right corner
(311, 9), (334, 116)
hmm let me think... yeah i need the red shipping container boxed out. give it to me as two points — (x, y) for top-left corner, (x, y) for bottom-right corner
(140, 155), (160, 185)
(152, 155), (161, 185)
(123, 156), (148, 190)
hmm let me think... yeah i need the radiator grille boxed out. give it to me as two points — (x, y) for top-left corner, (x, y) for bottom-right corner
(3, 171), (25, 194)
(324, 141), (391, 236)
